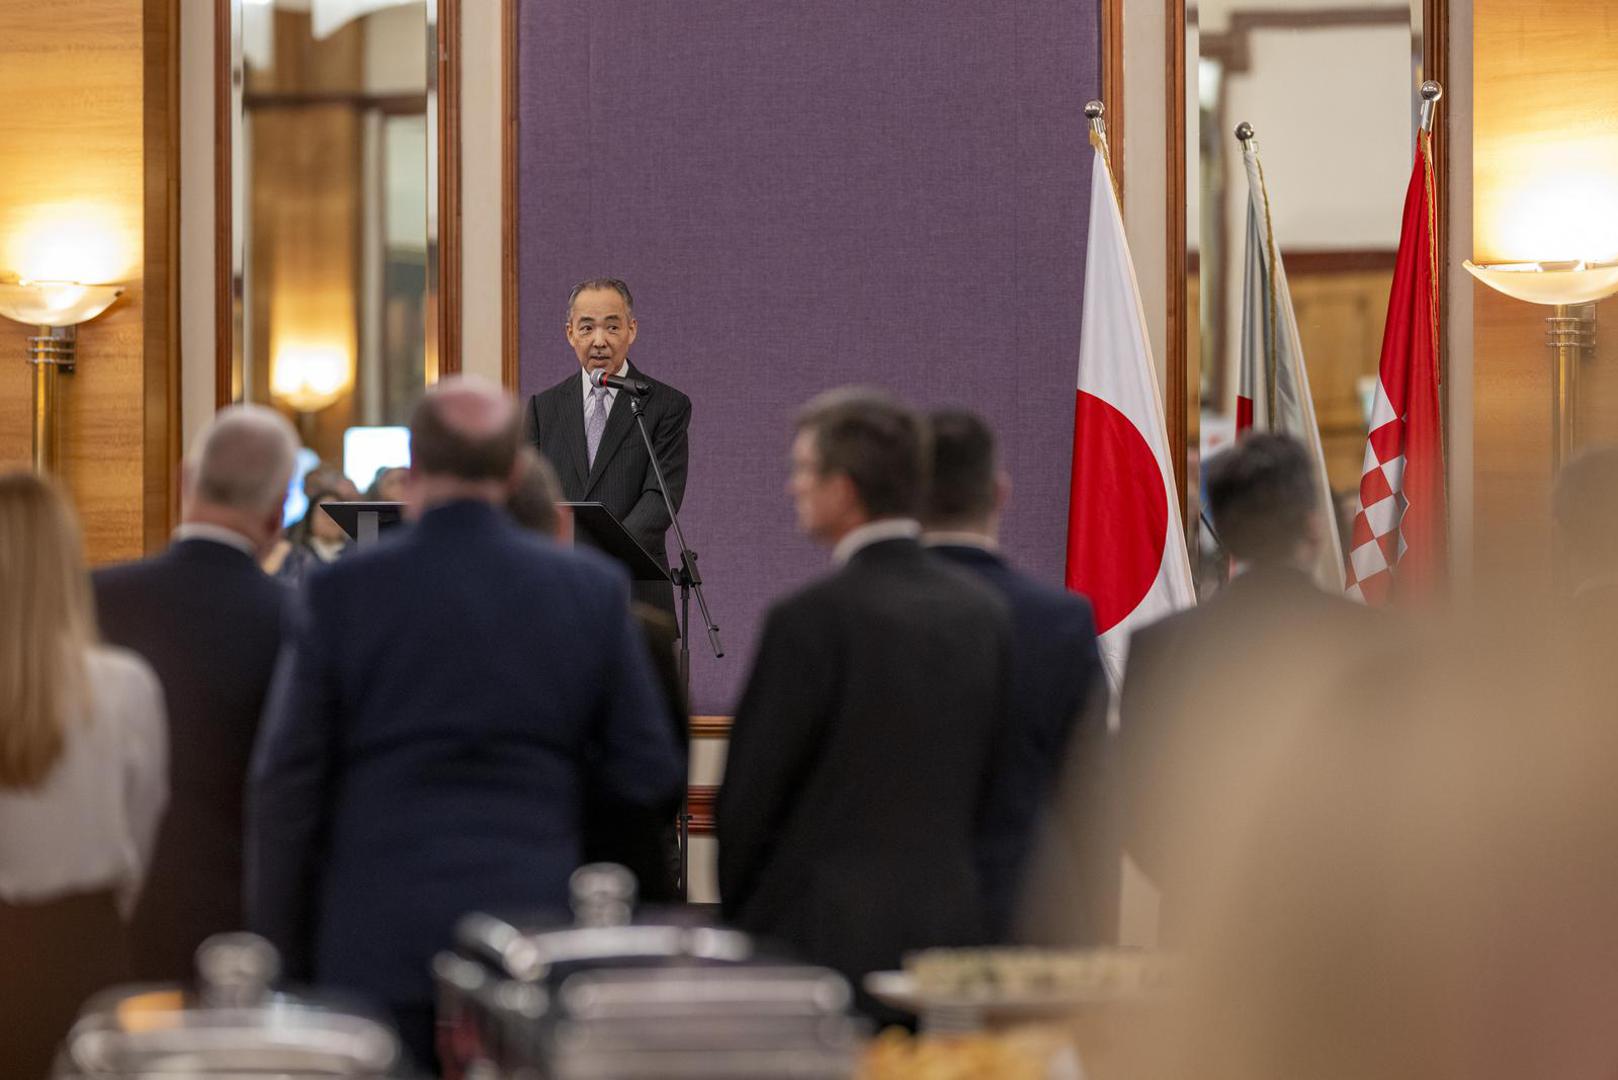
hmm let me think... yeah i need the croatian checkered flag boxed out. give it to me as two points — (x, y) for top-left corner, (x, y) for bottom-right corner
(1345, 125), (1445, 604)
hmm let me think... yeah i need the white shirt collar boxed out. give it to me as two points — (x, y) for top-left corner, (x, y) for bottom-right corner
(832, 518), (921, 565)
(581, 359), (630, 412)
(921, 530), (998, 552)
(173, 522), (257, 557)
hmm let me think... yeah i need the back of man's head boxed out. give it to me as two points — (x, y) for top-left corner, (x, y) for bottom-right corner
(923, 408), (998, 530)
(1555, 445), (1618, 583)
(409, 376), (521, 483)
(508, 447), (564, 538)
(796, 387), (927, 520)
(1206, 433), (1318, 566)
(187, 404), (299, 517)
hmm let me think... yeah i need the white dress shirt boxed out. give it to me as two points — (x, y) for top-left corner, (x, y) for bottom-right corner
(580, 360), (629, 421)
(832, 518), (922, 565)
(173, 521), (256, 557)
(922, 530), (999, 553)
(0, 646), (168, 916)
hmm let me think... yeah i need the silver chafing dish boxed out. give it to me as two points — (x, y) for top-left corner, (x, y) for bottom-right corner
(54, 932), (409, 1078)
(435, 864), (863, 1079)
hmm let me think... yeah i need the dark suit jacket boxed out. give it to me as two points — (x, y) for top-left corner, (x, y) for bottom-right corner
(248, 501), (684, 1022)
(525, 362), (691, 617)
(579, 604), (688, 902)
(1119, 564), (1380, 913)
(717, 537), (1014, 991)
(92, 537), (288, 981)
(927, 543), (1107, 942)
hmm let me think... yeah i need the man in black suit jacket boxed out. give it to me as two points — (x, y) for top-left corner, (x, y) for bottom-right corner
(921, 409), (1110, 945)
(1120, 433), (1378, 928)
(717, 389), (1014, 1010)
(249, 377), (683, 1070)
(525, 278), (691, 618)
(94, 404), (300, 981)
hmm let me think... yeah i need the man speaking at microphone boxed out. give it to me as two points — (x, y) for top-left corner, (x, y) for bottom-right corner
(526, 278), (692, 618)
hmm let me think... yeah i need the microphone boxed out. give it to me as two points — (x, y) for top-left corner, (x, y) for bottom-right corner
(590, 368), (652, 397)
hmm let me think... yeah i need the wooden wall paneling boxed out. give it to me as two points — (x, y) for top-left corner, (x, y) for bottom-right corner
(1166, 0), (1189, 518)
(214, 0), (234, 409)
(0, 0), (151, 564)
(1101, 0), (1125, 194)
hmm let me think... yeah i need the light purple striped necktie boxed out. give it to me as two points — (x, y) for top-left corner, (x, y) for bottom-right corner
(586, 385), (610, 467)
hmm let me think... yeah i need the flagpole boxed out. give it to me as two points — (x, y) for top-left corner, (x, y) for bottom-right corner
(1085, 100), (1122, 205)
(1236, 121), (1281, 429)
(1419, 81), (1448, 474)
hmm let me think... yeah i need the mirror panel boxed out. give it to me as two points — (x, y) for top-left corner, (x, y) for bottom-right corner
(226, 0), (437, 464)
(1187, 0), (1424, 595)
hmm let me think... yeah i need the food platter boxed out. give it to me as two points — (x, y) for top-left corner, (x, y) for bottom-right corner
(864, 949), (1173, 1030)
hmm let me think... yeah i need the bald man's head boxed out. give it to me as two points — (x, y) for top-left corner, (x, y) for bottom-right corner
(409, 376), (522, 482)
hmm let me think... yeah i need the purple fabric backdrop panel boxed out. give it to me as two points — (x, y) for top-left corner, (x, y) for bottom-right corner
(518, 2), (1101, 714)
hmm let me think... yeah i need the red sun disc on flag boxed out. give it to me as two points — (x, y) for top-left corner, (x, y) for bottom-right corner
(1066, 390), (1171, 634)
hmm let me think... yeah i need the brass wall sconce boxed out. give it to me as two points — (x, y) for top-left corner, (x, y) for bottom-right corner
(1463, 260), (1618, 473)
(0, 280), (123, 473)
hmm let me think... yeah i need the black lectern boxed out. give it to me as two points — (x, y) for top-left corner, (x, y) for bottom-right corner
(322, 501), (405, 545)
(561, 501), (673, 586)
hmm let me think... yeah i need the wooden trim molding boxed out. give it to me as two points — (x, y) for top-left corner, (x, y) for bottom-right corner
(145, 0), (182, 549)
(690, 715), (733, 740)
(1166, 0), (1189, 519)
(501, 0), (520, 393)
(1101, 0), (1125, 195)
(214, 0), (233, 409)
(436, 0), (462, 377)
(1424, 0), (1448, 410)
(687, 784), (717, 836)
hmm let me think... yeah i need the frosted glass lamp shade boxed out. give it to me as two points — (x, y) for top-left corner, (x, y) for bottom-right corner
(1463, 260), (1618, 307)
(0, 282), (123, 328)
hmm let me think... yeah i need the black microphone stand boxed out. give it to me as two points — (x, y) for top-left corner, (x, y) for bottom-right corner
(626, 393), (722, 901)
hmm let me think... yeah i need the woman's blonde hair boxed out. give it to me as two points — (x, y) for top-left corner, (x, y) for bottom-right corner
(0, 472), (97, 789)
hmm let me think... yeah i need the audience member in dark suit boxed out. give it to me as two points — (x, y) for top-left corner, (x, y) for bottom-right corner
(524, 278), (691, 618)
(920, 409), (1110, 945)
(249, 377), (684, 1070)
(508, 446), (687, 902)
(717, 389), (1014, 1012)
(93, 404), (299, 982)
(1120, 433), (1378, 930)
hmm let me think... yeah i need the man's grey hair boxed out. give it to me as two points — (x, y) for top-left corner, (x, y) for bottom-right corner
(565, 278), (634, 319)
(187, 404), (300, 514)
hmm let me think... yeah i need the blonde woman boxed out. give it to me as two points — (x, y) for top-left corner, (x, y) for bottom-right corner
(0, 472), (167, 1078)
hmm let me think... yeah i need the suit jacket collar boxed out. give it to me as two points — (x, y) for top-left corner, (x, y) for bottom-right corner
(926, 540), (1006, 573)
(844, 535), (925, 569)
(1217, 562), (1325, 609)
(584, 360), (645, 496)
(169, 535), (261, 568)
(416, 498), (506, 535)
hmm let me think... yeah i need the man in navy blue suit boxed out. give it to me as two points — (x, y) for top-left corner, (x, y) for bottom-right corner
(249, 376), (683, 1070)
(921, 409), (1110, 944)
(96, 404), (300, 981)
